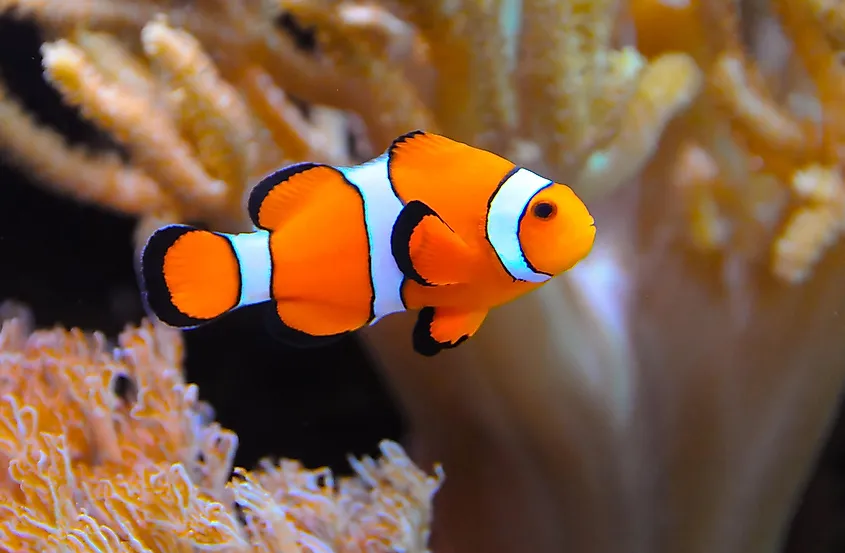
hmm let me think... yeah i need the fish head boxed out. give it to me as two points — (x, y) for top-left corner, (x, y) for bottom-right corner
(517, 182), (596, 277)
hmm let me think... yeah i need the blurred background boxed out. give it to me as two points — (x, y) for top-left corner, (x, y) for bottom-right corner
(0, 12), (402, 474)
(2, 1), (845, 552)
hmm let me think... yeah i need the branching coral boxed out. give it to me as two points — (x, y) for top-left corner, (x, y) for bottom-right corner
(0, 304), (442, 553)
(2, 1), (845, 553)
(630, 0), (845, 284)
(1, 3), (359, 237)
(0, 1), (838, 283)
(0, 0), (700, 241)
(362, 2), (845, 553)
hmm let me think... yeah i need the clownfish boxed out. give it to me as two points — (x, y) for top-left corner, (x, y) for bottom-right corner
(138, 131), (596, 356)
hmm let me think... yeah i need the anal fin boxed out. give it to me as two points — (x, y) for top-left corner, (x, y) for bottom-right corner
(412, 306), (488, 356)
(263, 301), (351, 348)
(391, 200), (475, 286)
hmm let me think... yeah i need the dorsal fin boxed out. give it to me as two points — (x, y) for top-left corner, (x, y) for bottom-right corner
(387, 131), (474, 175)
(386, 130), (515, 202)
(248, 162), (342, 230)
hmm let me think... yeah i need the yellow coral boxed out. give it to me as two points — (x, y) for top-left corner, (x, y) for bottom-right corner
(3, 2), (845, 552)
(629, 0), (845, 282)
(0, 0), (701, 251)
(0, 305), (442, 553)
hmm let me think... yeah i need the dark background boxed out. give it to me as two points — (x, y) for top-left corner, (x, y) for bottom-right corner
(0, 12), (843, 553)
(0, 15), (403, 473)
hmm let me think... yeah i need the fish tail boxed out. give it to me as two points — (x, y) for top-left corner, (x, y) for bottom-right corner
(139, 224), (271, 328)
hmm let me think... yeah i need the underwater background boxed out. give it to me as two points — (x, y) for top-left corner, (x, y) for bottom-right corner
(1, 1), (845, 552)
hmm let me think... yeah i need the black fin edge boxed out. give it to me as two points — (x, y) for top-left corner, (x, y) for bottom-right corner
(386, 130), (426, 200)
(138, 224), (211, 329)
(390, 200), (442, 287)
(388, 129), (426, 155)
(247, 162), (324, 230)
(263, 301), (349, 348)
(412, 307), (469, 357)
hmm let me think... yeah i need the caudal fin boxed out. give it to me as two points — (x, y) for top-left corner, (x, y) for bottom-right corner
(139, 224), (243, 328)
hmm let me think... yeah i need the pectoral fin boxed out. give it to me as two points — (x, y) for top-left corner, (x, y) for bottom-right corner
(391, 200), (475, 286)
(412, 306), (488, 356)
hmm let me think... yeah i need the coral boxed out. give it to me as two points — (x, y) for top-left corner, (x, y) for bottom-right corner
(654, 0), (845, 284)
(359, 2), (845, 553)
(0, 0), (699, 240)
(0, 2), (838, 285)
(2, 1), (845, 553)
(0, 303), (442, 553)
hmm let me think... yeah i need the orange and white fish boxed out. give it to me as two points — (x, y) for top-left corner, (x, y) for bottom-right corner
(138, 131), (596, 356)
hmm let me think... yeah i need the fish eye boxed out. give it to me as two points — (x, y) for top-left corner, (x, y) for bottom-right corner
(532, 201), (557, 220)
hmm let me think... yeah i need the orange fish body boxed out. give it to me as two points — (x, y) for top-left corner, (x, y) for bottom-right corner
(139, 131), (596, 356)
